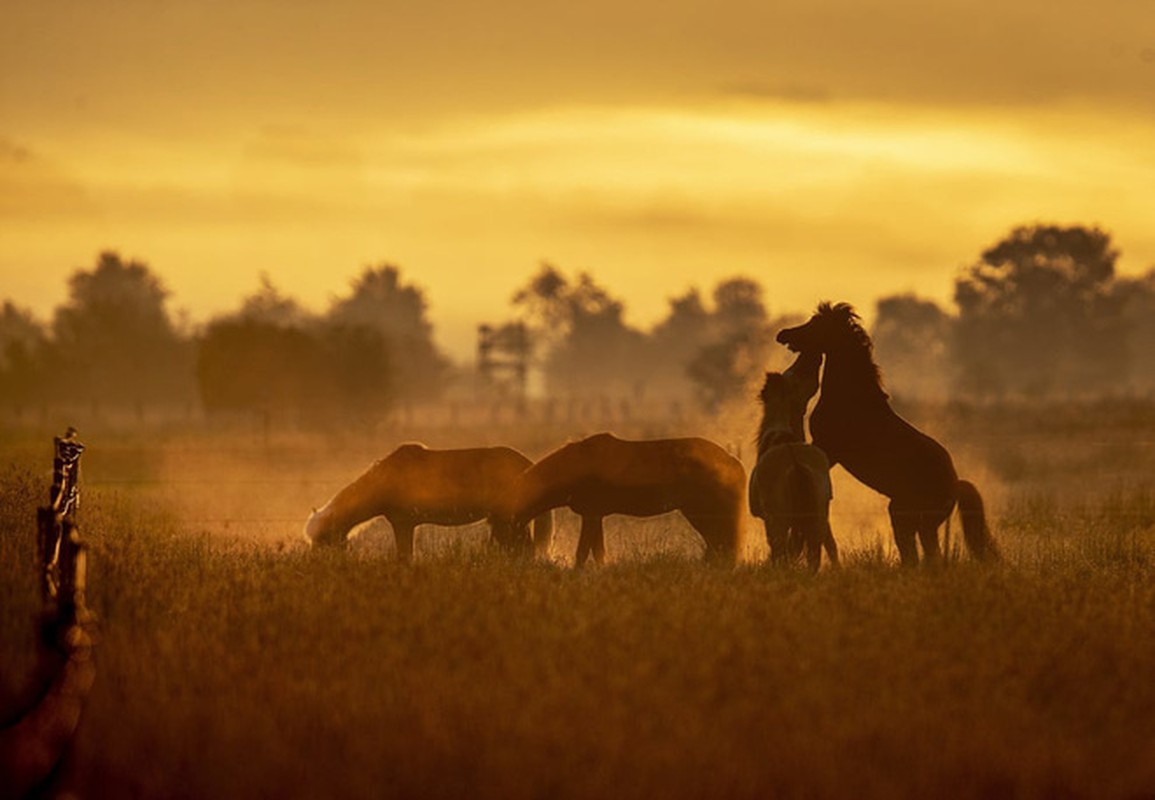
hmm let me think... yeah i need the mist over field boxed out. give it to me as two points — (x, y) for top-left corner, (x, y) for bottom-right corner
(4, 394), (1155, 798)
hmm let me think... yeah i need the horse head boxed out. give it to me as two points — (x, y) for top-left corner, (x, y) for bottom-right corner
(757, 373), (798, 444)
(776, 302), (863, 355)
(783, 350), (822, 407)
(758, 351), (822, 445)
(304, 506), (347, 549)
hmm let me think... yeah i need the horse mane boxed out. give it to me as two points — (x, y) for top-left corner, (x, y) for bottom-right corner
(814, 302), (888, 398)
(759, 371), (786, 398)
(755, 373), (799, 451)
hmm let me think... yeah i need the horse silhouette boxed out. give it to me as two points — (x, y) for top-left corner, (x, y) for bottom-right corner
(305, 444), (553, 561)
(0, 622), (97, 795)
(777, 302), (999, 566)
(750, 352), (839, 572)
(503, 433), (745, 567)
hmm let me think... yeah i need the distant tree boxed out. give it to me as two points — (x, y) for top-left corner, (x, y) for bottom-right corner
(712, 277), (767, 337)
(197, 318), (390, 428)
(197, 318), (317, 417)
(511, 263), (571, 354)
(871, 294), (952, 400)
(52, 251), (192, 406)
(197, 276), (392, 427)
(238, 272), (310, 327)
(953, 224), (1127, 398)
(550, 292), (648, 398)
(328, 265), (449, 402)
(684, 277), (780, 412)
(0, 302), (51, 410)
(686, 328), (773, 414)
(511, 264), (647, 397)
(1116, 268), (1155, 395)
(647, 288), (713, 398)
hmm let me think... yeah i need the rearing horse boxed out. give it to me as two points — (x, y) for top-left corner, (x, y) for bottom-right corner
(777, 302), (999, 566)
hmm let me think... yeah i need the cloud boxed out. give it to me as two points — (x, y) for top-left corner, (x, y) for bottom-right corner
(718, 82), (834, 104)
(0, 137), (94, 220)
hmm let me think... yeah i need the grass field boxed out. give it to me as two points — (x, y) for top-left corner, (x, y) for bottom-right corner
(3, 403), (1155, 799)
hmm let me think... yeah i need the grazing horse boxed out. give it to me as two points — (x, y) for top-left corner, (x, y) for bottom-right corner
(305, 444), (553, 562)
(503, 433), (745, 567)
(750, 352), (839, 572)
(776, 302), (999, 566)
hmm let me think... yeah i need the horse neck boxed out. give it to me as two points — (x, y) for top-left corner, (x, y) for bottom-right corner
(756, 409), (802, 454)
(820, 344), (889, 408)
(513, 447), (586, 521)
(324, 469), (394, 530)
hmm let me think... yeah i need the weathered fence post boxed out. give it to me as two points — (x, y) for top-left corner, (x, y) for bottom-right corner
(0, 428), (97, 797)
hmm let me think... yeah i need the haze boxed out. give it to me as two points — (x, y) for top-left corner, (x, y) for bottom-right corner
(3, 0), (1154, 358)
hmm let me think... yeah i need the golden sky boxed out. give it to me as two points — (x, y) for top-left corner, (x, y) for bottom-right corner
(2, 0), (1154, 358)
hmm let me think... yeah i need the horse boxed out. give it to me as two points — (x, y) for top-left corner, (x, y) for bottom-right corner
(776, 302), (999, 566)
(502, 433), (745, 567)
(749, 352), (839, 572)
(305, 443), (553, 562)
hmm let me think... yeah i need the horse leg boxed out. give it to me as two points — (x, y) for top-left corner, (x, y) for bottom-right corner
(575, 515), (605, 568)
(888, 504), (919, 567)
(763, 515), (789, 564)
(787, 526), (805, 560)
(804, 525), (822, 574)
(917, 515), (944, 567)
(392, 518), (416, 565)
(532, 511), (554, 559)
(820, 515), (840, 568)
(682, 501), (740, 565)
(590, 516), (607, 565)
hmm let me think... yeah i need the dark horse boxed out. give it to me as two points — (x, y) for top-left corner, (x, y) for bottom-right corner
(305, 444), (553, 562)
(750, 351), (838, 572)
(503, 433), (745, 567)
(777, 303), (999, 566)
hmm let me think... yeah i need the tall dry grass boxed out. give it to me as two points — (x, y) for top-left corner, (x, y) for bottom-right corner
(2, 404), (1155, 798)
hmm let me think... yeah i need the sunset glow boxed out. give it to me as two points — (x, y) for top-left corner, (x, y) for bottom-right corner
(3, 0), (1154, 357)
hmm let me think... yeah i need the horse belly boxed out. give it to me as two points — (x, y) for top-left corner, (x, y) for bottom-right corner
(407, 505), (489, 527)
(569, 483), (678, 518)
(838, 449), (954, 507)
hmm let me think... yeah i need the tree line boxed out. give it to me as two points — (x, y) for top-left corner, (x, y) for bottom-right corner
(2, 223), (1154, 428)
(0, 255), (449, 427)
(875, 224), (1155, 400)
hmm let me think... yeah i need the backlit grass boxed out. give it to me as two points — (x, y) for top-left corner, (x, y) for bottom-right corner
(3, 409), (1155, 798)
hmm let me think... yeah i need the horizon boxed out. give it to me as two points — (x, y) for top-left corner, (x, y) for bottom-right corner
(4, 215), (1153, 364)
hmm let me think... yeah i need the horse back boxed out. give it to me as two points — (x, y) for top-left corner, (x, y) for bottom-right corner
(565, 434), (743, 490)
(375, 444), (533, 514)
(514, 434), (744, 521)
(751, 443), (832, 518)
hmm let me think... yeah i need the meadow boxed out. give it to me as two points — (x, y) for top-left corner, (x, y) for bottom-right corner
(3, 400), (1155, 799)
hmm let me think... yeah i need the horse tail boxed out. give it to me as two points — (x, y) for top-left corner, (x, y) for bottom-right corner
(957, 480), (1000, 563)
(788, 460), (815, 509)
(532, 510), (554, 558)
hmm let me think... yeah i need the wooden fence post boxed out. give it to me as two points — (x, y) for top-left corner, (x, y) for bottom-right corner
(0, 428), (97, 797)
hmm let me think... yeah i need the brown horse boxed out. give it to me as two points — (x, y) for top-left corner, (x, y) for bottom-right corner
(305, 444), (553, 562)
(777, 302), (999, 566)
(503, 433), (745, 567)
(750, 352), (839, 572)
